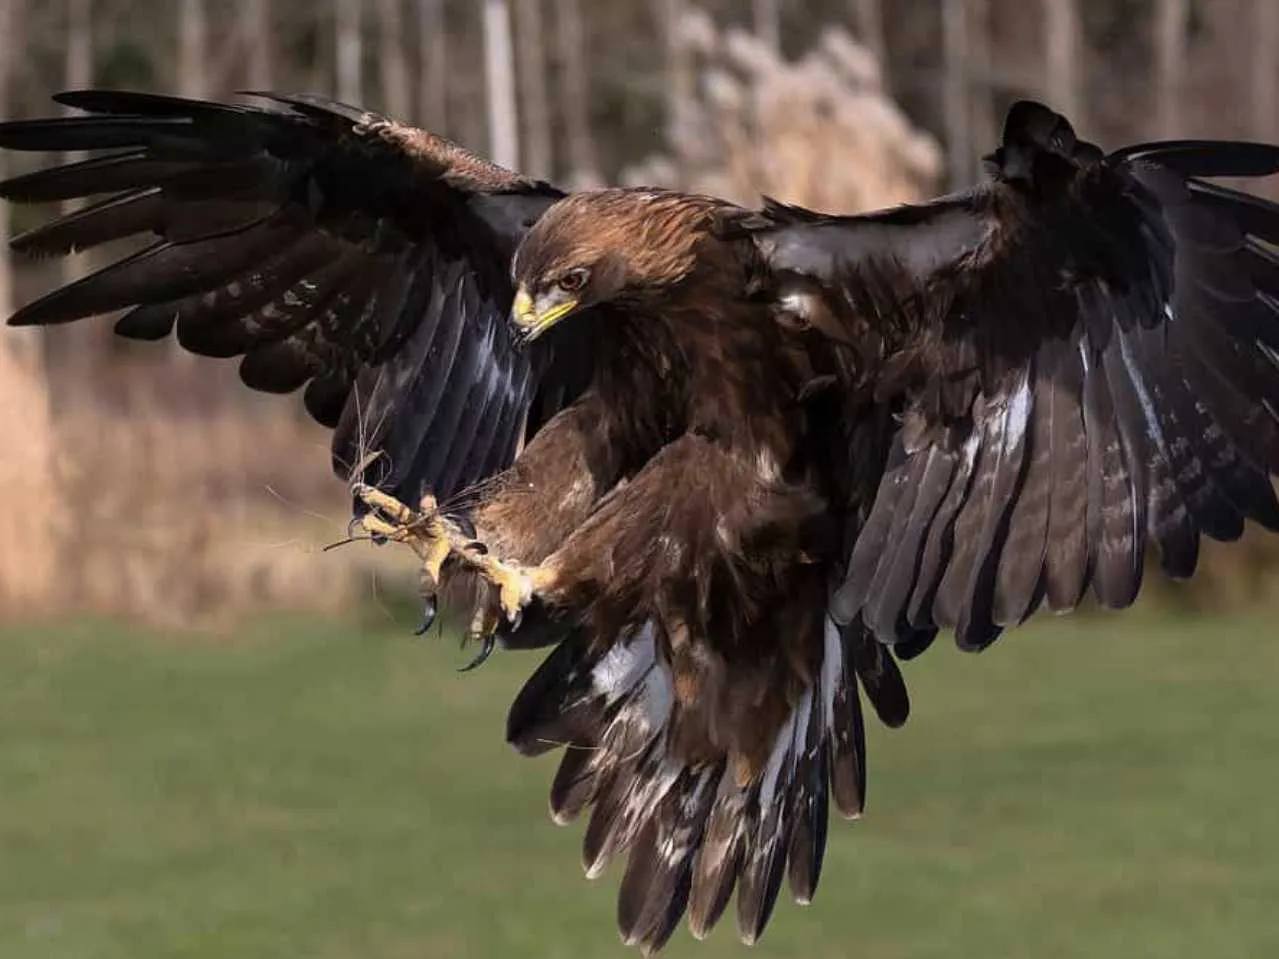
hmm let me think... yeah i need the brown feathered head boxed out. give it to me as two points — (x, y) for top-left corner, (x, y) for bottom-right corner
(509, 188), (726, 341)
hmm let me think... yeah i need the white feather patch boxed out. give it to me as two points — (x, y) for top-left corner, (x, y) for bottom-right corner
(1004, 371), (1033, 451)
(592, 621), (657, 703)
(820, 616), (843, 734)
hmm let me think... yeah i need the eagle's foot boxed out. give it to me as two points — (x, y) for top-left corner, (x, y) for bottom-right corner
(352, 482), (556, 639)
(353, 484), (456, 595)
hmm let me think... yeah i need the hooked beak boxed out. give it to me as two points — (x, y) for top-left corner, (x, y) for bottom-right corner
(510, 287), (579, 344)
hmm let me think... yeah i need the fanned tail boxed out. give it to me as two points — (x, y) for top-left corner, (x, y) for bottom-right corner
(505, 617), (908, 953)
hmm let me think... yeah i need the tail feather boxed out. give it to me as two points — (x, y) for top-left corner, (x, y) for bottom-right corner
(582, 729), (680, 880)
(736, 687), (812, 944)
(617, 763), (721, 954)
(687, 774), (749, 939)
(847, 621), (911, 729)
(826, 619), (869, 819)
(786, 684), (830, 905)
(506, 629), (612, 757)
(549, 740), (600, 824)
(506, 614), (904, 951)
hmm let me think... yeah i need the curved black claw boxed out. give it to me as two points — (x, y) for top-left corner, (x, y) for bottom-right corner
(458, 631), (497, 672)
(413, 596), (438, 637)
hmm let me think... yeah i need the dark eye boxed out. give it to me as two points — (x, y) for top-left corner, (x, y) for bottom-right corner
(557, 269), (588, 294)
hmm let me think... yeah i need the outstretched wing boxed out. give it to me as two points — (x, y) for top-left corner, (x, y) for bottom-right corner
(0, 89), (592, 509)
(756, 100), (1279, 653)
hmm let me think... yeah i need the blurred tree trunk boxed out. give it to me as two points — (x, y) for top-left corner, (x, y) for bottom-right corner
(61, 0), (92, 287)
(1154, 0), (1187, 136)
(852, 0), (886, 69)
(1252, 0), (1278, 143)
(753, 0), (781, 55)
(941, 0), (972, 189)
(0, 0), (15, 322)
(554, 0), (599, 184)
(482, 0), (519, 169)
(376, 0), (410, 118)
(967, 0), (994, 165)
(661, 0), (695, 144)
(178, 0), (208, 98)
(417, 0), (446, 129)
(513, 0), (552, 178)
(0, 0), (57, 615)
(451, 7), (486, 151)
(336, 0), (363, 104)
(241, 0), (272, 89)
(1044, 0), (1082, 124)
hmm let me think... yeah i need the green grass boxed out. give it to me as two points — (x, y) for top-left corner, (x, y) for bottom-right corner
(3, 607), (1279, 959)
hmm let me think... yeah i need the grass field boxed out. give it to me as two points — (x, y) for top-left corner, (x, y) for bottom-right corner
(3, 606), (1279, 959)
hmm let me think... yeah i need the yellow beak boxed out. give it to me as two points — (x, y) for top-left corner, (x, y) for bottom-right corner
(510, 287), (579, 342)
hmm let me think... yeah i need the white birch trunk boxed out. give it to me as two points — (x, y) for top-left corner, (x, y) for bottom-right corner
(513, 0), (552, 178)
(483, 0), (519, 170)
(556, 0), (599, 184)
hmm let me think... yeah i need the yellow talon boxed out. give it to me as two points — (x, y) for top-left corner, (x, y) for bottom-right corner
(354, 484), (417, 525)
(351, 481), (555, 632)
(491, 562), (532, 624)
(420, 523), (452, 591)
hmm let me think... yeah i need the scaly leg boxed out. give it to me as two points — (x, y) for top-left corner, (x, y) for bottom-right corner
(352, 483), (558, 636)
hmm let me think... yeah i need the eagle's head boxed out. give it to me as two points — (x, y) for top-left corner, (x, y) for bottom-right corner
(509, 188), (721, 342)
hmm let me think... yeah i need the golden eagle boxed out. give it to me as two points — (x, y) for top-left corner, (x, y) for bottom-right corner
(5, 91), (1279, 951)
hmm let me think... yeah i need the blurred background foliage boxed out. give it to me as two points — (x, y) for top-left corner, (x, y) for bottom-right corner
(0, 0), (1276, 627)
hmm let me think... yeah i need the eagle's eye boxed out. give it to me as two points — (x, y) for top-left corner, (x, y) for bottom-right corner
(556, 268), (589, 295)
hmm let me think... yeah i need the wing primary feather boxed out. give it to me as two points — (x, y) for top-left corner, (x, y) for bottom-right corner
(931, 395), (1008, 640)
(0, 115), (194, 152)
(10, 187), (164, 256)
(1128, 326), (1246, 543)
(906, 428), (981, 631)
(1043, 335), (1092, 611)
(954, 368), (1033, 648)
(830, 435), (912, 625)
(993, 344), (1057, 625)
(9, 214), (293, 327)
(862, 444), (957, 642)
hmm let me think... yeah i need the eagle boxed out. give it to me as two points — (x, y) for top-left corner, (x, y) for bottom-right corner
(4, 90), (1279, 952)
